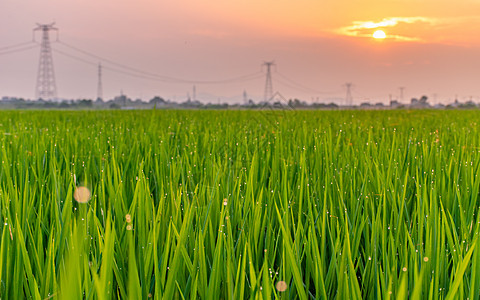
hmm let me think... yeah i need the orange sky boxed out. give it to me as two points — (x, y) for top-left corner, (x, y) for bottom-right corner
(1, 0), (480, 104)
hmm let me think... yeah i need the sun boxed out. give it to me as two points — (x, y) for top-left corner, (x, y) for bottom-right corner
(373, 30), (386, 39)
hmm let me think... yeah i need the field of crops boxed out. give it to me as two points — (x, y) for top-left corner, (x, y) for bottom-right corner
(1, 109), (480, 299)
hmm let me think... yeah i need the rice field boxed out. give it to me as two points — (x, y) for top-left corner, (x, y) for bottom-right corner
(1, 109), (480, 299)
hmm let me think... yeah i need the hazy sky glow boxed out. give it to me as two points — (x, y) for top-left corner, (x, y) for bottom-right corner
(1, 0), (480, 104)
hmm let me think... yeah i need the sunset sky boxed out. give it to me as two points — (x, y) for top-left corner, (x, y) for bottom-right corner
(1, 0), (480, 104)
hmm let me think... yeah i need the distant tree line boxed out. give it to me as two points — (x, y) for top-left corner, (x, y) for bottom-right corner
(0, 94), (477, 110)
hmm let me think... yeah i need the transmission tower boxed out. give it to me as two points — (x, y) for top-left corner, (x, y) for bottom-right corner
(97, 63), (103, 101)
(399, 86), (405, 103)
(263, 61), (275, 102)
(345, 82), (353, 106)
(34, 23), (58, 100)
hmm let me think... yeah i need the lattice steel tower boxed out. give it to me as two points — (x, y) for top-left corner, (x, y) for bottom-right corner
(97, 63), (103, 101)
(345, 82), (353, 106)
(263, 61), (275, 102)
(34, 23), (58, 100)
(399, 86), (405, 103)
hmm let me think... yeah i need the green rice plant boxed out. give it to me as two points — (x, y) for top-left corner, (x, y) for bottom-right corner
(0, 109), (479, 299)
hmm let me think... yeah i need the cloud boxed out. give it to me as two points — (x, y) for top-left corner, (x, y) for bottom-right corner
(336, 17), (437, 41)
(335, 16), (480, 46)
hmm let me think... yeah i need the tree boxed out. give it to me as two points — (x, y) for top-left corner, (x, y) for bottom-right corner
(149, 96), (166, 105)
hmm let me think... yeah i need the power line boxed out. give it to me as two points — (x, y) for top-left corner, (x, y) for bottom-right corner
(52, 47), (168, 81)
(52, 47), (264, 85)
(274, 77), (314, 94)
(0, 44), (39, 56)
(273, 72), (341, 95)
(275, 71), (330, 94)
(54, 40), (263, 84)
(52, 47), (98, 67)
(56, 40), (182, 81)
(52, 47), (182, 81)
(0, 41), (35, 52)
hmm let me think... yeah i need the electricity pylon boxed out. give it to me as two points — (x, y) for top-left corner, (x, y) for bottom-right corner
(399, 86), (405, 103)
(345, 82), (353, 106)
(263, 61), (275, 102)
(34, 23), (58, 100)
(97, 63), (103, 101)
